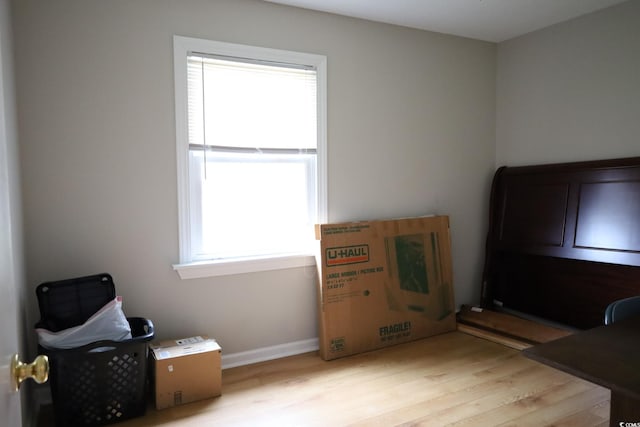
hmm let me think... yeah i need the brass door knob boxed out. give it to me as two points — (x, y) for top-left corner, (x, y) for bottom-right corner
(10, 354), (49, 391)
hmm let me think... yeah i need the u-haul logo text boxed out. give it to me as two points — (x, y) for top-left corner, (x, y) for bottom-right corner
(326, 245), (369, 266)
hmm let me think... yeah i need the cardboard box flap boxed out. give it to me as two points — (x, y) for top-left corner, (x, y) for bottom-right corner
(151, 336), (221, 360)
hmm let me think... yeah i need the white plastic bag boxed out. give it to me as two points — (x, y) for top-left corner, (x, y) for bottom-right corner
(36, 296), (132, 349)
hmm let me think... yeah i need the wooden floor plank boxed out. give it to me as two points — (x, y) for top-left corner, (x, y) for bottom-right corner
(389, 366), (578, 426)
(522, 394), (610, 427)
(457, 323), (532, 350)
(458, 379), (608, 427)
(457, 305), (573, 344)
(37, 331), (609, 427)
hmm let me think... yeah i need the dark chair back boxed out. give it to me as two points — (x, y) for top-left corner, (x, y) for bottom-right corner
(604, 296), (640, 325)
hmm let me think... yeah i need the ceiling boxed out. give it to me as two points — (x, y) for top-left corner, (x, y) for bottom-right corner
(263, 0), (628, 42)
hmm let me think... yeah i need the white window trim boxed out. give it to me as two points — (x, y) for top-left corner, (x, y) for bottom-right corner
(173, 254), (317, 279)
(172, 36), (327, 279)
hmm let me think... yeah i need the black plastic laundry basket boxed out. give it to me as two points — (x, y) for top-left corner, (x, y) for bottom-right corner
(44, 317), (154, 426)
(35, 274), (154, 427)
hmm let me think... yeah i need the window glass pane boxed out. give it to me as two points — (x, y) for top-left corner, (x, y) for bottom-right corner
(189, 150), (316, 260)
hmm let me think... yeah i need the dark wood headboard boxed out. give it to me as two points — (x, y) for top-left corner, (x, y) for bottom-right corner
(480, 157), (640, 329)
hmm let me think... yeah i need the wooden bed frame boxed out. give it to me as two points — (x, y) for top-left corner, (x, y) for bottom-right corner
(480, 156), (640, 330)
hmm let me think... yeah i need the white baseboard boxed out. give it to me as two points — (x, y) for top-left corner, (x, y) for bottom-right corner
(221, 337), (319, 370)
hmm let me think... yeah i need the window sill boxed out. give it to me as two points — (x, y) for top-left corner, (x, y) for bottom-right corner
(173, 253), (317, 279)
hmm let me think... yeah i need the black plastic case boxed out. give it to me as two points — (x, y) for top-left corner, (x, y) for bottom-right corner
(35, 273), (116, 332)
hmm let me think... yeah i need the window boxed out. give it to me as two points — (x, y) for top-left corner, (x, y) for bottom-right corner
(173, 36), (327, 278)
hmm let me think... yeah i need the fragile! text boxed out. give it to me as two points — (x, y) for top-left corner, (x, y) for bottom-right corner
(379, 321), (412, 337)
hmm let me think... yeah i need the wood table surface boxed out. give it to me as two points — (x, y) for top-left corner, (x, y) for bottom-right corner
(524, 315), (640, 426)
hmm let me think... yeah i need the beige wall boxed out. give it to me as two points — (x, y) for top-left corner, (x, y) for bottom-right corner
(496, 0), (640, 167)
(12, 0), (496, 357)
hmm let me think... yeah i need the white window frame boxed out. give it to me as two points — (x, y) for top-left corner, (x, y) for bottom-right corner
(172, 36), (327, 279)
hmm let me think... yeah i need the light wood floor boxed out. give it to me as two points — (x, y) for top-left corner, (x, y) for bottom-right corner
(39, 331), (611, 426)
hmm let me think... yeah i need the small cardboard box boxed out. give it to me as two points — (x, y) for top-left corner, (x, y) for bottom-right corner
(315, 215), (456, 360)
(150, 336), (222, 409)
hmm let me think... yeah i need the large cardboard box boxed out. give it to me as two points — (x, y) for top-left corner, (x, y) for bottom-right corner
(316, 216), (456, 360)
(150, 336), (222, 409)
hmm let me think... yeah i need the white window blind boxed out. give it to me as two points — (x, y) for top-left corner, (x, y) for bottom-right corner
(187, 54), (318, 151)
